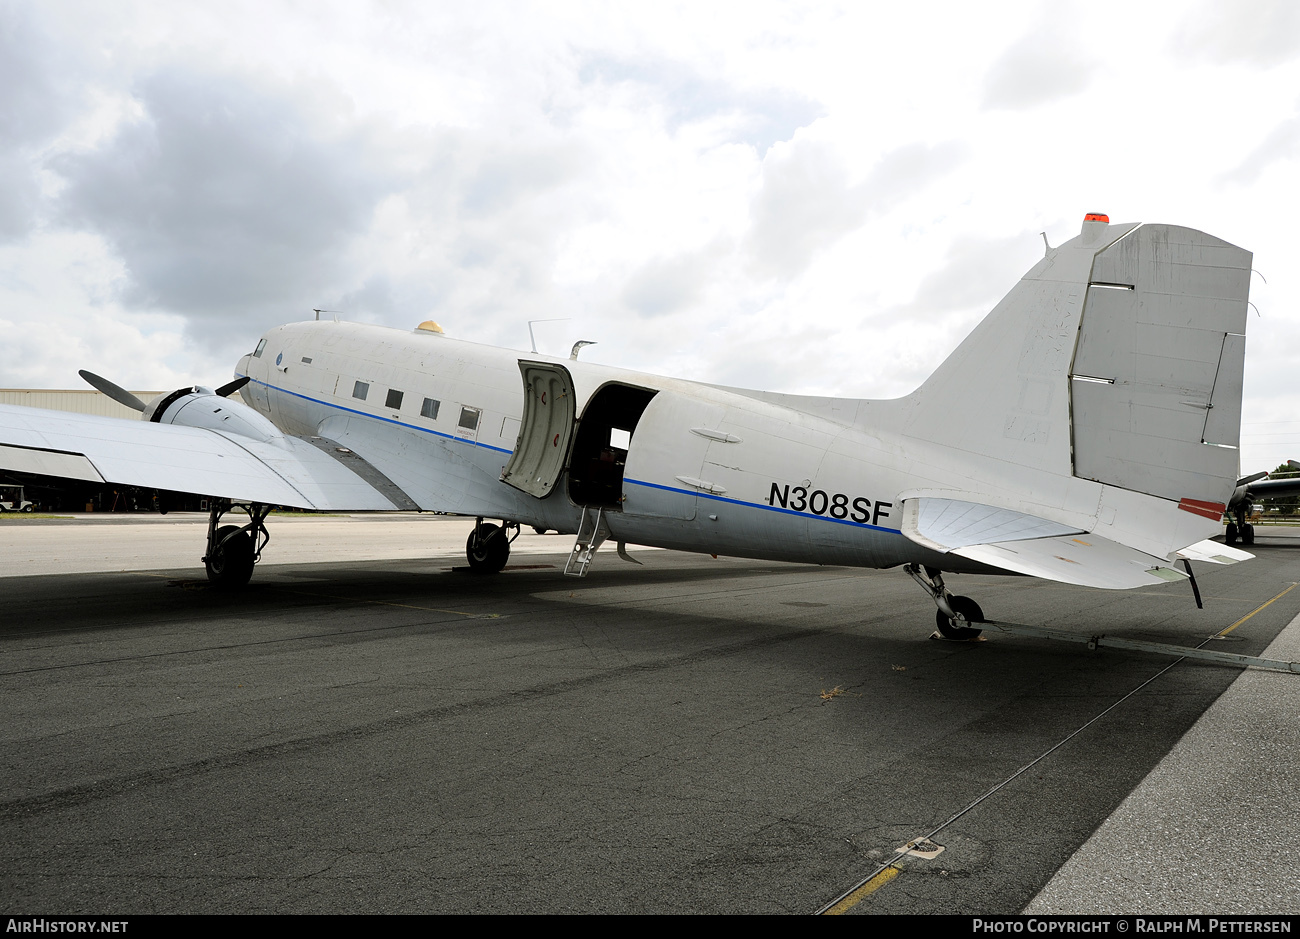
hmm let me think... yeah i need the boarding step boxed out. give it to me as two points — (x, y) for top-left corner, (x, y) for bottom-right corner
(565, 505), (610, 577)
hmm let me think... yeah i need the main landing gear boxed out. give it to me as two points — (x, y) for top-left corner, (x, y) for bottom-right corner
(904, 563), (984, 640)
(466, 518), (520, 574)
(204, 501), (272, 588)
(1225, 508), (1255, 546)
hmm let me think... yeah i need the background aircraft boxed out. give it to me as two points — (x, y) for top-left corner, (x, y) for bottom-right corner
(0, 215), (1255, 639)
(1223, 460), (1300, 545)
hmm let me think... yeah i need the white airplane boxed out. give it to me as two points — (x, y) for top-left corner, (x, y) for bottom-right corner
(0, 214), (1256, 639)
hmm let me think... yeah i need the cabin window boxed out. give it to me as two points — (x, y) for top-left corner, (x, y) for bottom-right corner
(253, 339), (267, 358)
(353, 381), (369, 400)
(386, 389), (404, 410)
(458, 406), (480, 431)
(421, 398), (440, 420)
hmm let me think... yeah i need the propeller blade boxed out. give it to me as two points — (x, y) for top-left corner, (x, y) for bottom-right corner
(215, 376), (250, 398)
(79, 369), (147, 412)
(1236, 471), (1269, 486)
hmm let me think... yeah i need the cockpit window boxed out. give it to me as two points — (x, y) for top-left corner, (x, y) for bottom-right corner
(253, 339), (267, 358)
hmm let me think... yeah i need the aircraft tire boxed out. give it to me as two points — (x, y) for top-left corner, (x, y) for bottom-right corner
(1225, 523), (1238, 545)
(206, 525), (255, 588)
(935, 596), (983, 640)
(1243, 523), (1255, 546)
(466, 524), (510, 574)
(532, 525), (548, 535)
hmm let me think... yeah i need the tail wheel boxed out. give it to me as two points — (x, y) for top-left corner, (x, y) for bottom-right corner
(206, 525), (255, 588)
(936, 595), (984, 640)
(466, 524), (510, 573)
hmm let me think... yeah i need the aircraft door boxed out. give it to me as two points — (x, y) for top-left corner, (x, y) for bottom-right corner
(500, 361), (575, 498)
(621, 391), (726, 521)
(565, 382), (656, 509)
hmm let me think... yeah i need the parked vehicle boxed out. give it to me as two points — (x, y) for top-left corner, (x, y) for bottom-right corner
(0, 484), (34, 512)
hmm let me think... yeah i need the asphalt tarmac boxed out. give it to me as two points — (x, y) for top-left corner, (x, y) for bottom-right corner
(2, 515), (1298, 914)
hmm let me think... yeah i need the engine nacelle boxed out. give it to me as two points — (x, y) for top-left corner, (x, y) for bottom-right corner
(142, 387), (287, 446)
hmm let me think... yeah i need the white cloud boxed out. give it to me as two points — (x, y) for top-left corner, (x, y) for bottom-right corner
(981, 13), (1098, 110)
(1221, 111), (1300, 185)
(1171, 0), (1300, 67)
(1, 0), (1298, 471)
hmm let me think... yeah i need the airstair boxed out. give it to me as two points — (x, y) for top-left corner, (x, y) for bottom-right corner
(565, 505), (610, 577)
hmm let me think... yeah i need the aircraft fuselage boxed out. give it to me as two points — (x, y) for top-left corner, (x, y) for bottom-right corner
(236, 320), (974, 572)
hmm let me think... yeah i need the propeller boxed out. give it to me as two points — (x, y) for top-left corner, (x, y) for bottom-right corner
(80, 371), (251, 413)
(79, 370), (147, 412)
(215, 376), (250, 397)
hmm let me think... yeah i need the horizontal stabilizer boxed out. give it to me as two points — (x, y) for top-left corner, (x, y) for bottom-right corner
(901, 497), (1082, 552)
(953, 534), (1187, 590)
(901, 496), (1187, 589)
(1175, 539), (1253, 565)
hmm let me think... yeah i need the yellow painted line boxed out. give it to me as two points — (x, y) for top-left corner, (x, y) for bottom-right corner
(1218, 582), (1299, 637)
(821, 865), (899, 915)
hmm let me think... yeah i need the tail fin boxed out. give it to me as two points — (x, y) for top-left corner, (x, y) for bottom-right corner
(893, 216), (1252, 578)
(901, 216), (1250, 508)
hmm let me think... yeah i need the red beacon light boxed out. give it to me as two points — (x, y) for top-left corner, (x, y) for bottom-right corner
(1083, 212), (1109, 223)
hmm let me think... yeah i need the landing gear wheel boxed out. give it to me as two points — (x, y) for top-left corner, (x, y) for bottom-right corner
(1225, 522), (1238, 545)
(205, 525), (255, 588)
(532, 525), (548, 535)
(1243, 523), (1255, 546)
(935, 595), (984, 640)
(467, 524), (510, 573)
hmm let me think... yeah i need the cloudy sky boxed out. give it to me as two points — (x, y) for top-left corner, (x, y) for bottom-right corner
(3, 0), (1299, 470)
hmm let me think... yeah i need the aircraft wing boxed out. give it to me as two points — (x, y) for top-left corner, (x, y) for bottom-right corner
(0, 403), (408, 511)
(901, 497), (1250, 590)
(1240, 477), (1300, 503)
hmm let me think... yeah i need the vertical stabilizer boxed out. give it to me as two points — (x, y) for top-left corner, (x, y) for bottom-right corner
(897, 216), (1251, 553)
(899, 218), (1140, 478)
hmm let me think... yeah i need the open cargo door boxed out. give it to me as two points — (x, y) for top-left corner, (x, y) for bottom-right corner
(500, 361), (575, 498)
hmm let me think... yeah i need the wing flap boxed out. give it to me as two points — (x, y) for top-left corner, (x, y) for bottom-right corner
(0, 443), (105, 482)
